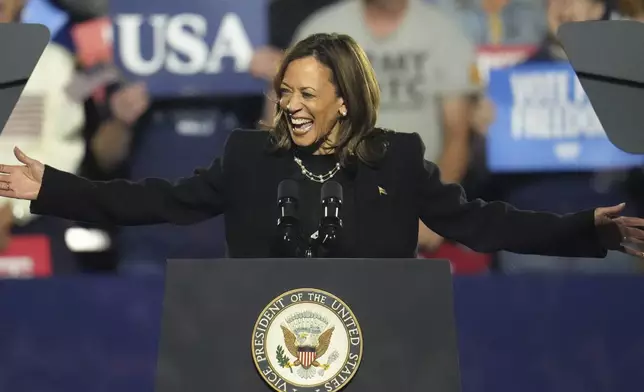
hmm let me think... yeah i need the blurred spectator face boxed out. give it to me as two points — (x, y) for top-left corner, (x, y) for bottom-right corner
(0, 0), (23, 23)
(279, 56), (345, 148)
(547, 0), (605, 36)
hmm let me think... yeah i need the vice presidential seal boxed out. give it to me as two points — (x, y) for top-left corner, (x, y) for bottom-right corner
(251, 288), (363, 392)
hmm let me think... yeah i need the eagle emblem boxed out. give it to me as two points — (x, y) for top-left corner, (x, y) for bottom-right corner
(276, 311), (336, 379)
(253, 288), (363, 390)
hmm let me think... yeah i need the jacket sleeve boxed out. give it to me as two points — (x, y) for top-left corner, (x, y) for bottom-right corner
(410, 133), (607, 257)
(29, 158), (226, 226)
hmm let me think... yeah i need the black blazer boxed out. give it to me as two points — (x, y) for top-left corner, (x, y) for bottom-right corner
(30, 129), (610, 259)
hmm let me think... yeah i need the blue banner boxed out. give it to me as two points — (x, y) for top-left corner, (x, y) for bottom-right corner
(109, 0), (267, 98)
(21, 0), (68, 39)
(486, 62), (644, 172)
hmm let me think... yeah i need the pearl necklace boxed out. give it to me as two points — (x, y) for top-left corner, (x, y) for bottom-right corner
(293, 156), (341, 183)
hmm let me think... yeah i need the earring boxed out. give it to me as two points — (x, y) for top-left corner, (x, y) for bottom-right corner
(340, 109), (347, 117)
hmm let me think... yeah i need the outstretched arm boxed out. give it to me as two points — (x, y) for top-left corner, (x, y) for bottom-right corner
(0, 147), (225, 226)
(411, 133), (644, 258)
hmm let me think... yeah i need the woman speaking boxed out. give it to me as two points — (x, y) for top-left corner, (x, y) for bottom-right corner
(0, 33), (642, 260)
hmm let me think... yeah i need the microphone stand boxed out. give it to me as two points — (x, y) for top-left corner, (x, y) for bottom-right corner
(274, 179), (343, 258)
(272, 211), (308, 258)
(307, 225), (342, 258)
(272, 180), (307, 258)
(306, 194), (343, 258)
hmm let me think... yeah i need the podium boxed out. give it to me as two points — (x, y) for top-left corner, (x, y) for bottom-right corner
(0, 23), (50, 135)
(557, 20), (644, 154)
(154, 258), (461, 392)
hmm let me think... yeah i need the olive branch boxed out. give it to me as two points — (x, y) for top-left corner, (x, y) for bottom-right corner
(276, 345), (293, 373)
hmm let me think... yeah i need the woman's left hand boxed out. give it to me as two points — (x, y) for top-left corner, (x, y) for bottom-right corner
(595, 203), (644, 258)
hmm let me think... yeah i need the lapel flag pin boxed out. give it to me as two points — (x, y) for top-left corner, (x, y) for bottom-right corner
(378, 186), (387, 195)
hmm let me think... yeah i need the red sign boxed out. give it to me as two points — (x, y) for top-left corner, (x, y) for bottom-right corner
(0, 235), (52, 278)
(420, 242), (491, 275)
(71, 17), (114, 68)
(476, 44), (537, 84)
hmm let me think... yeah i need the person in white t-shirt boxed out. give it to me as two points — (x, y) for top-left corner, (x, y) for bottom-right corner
(0, 0), (85, 264)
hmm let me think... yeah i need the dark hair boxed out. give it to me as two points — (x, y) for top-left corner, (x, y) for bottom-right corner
(265, 33), (385, 167)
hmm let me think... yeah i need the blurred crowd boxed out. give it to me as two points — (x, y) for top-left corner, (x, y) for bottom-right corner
(1, 0), (644, 277)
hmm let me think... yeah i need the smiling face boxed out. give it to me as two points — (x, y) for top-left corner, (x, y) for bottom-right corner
(278, 56), (346, 152)
(267, 33), (381, 165)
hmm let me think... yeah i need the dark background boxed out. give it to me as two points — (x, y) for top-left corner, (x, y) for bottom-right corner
(2, 273), (643, 392)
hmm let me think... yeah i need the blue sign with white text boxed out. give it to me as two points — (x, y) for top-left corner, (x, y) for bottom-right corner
(109, 0), (267, 98)
(486, 62), (644, 172)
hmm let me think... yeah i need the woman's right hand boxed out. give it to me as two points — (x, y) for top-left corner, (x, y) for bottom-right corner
(0, 147), (45, 200)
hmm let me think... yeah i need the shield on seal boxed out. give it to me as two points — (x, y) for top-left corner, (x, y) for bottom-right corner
(298, 347), (316, 368)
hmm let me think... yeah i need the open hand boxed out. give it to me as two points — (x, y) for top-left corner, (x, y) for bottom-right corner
(0, 147), (44, 200)
(595, 203), (644, 258)
(418, 220), (444, 253)
(470, 96), (496, 136)
(110, 82), (150, 126)
(249, 46), (283, 81)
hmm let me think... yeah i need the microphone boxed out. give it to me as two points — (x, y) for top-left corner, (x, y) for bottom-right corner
(271, 179), (306, 257)
(310, 181), (343, 258)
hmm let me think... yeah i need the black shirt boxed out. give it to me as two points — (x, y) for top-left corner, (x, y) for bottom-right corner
(291, 150), (356, 257)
